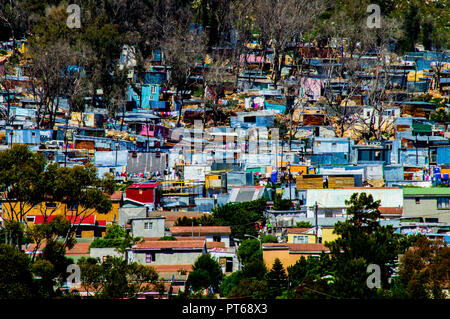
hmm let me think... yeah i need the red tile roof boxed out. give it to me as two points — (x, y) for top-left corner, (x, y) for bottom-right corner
(287, 243), (330, 253)
(163, 214), (206, 222)
(263, 243), (329, 253)
(109, 191), (123, 201)
(286, 228), (313, 234)
(135, 240), (205, 250)
(128, 182), (160, 189)
(379, 207), (403, 216)
(170, 226), (231, 235)
(23, 242), (91, 255)
(148, 264), (193, 273)
(206, 241), (226, 249)
(141, 236), (207, 241)
(66, 242), (91, 255)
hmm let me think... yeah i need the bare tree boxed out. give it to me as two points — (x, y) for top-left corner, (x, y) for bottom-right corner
(253, 0), (326, 89)
(162, 20), (207, 127)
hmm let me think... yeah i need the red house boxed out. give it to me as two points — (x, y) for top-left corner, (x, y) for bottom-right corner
(125, 182), (160, 209)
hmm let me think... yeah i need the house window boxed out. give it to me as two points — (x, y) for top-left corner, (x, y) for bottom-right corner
(145, 252), (155, 263)
(46, 202), (57, 208)
(68, 203), (78, 211)
(151, 86), (157, 94)
(26, 216), (35, 223)
(437, 198), (449, 209)
(415, 198), (420, 204)
(244, 116), (256, 123)
(226, 257), (233, 272)
(144, 222), (153, 230)
(325, 210), (333, 218)
(293, 235), (308, 243)
(213, 235), (221, 242)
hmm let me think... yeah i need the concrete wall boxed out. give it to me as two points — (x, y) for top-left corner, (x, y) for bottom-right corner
(131, 217), (165, 238)
(404, 197), (450, 223)
(132, 250), (203, 265)
(118, 207), (147, 227)
(127, 152), (167, 174)
(90, 248), (124, 261)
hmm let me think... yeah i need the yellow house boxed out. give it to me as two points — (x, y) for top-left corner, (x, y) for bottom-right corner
(287, 228), (316, 244)
(321, 226), (340, 245)
(286, 227), (340, 245)
(263, 243), (330, 270)
(205, 171), (227, 189)
(1, 191), (122, 238)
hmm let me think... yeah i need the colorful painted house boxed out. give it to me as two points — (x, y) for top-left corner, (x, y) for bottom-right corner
(262, 243), (330, 270)
(125, 182), (161, 210)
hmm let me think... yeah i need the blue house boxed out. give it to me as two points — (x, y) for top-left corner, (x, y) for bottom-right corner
(230, 111), (275, 129)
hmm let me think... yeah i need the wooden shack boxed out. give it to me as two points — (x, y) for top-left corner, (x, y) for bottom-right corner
(296, 174), (355, 190)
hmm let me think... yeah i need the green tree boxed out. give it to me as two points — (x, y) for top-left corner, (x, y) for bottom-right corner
(296, 221), (313, 228)
(273, 193), (292, 211)
(212, 198), (266, 239)
(158, 236), (177, 241)
(237, 239), (262, 266)
(219, 270), (245, 297)
(237, 239), (267, 280)
(186, 253), (224, 294)
(0, 243), (37, 299)
(89, 224), (140, 253)
(228, 278), (269, 299)
(52, 164), (112, 247)
(399, 4), (421, 52)
(325, 192), (409, 298)
(261, 235), (278, 243)
(0, 145), (46, 248)
(266, 258), (288, 298)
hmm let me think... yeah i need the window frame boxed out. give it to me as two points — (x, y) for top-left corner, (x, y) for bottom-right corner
(437, 197), (449, 210)
(144, 222), (153, 230)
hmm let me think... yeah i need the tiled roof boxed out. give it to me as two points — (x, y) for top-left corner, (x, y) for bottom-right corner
(206, 241), (226, 248)
(286, 228), (313, 234)
(127, 182), (160, 189)
(148, 264), (193, 273)
(134, 240), (205, 250)
(163, 214), (206, 222)
(379, 207), (403, 216)
(263, 243), (329, 253)
(287, 243), (330, 253)
(23, 242), (91, 255)
(109, 190), (123, 201)
(66, 242), (91, 255)
(141, 236), (207, 241)
(170, 226), (231, 235)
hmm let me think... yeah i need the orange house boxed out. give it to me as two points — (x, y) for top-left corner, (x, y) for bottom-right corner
(262, 243), (330, 270)
(1, 191), (123, 238)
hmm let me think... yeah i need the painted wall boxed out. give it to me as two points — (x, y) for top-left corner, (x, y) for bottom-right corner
(131, 218), (165, 238)
(287, 233), (316, 244)
(133, 250), (203, 265)
(403, 197), (450, 223)
(263, 249), (320, 270)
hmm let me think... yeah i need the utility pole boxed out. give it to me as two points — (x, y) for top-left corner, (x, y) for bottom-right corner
(314, 201), (318, 244)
